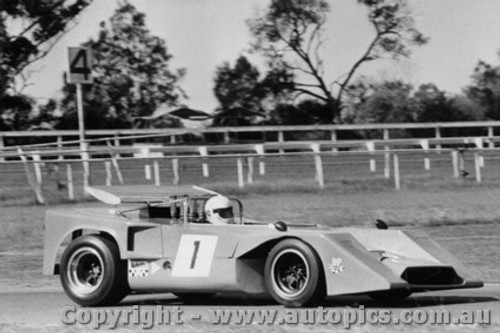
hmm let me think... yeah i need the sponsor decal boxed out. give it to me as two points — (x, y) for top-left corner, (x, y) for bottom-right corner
(129, 261), (150, 278)
(329, 257), (345, 274)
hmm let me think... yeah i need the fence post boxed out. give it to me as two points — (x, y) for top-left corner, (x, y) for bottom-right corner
(278, 131), (284, 154)
(105, 161), (112, 186)
(172, 158), (180, 185)
(435, 127), (442, 151)
(153, 161), (160, 186)
(145, 164), (151, 180)
(32, 153), (43, 185)
(111, 156), (123, 185)
(255, 144), (265, 175)
(330, 130), (337, 152)
(66, 163), (74, 200)
(199, 146), (209, 177)
(107, 141), (123, 184)
(81, 142), (90, 192)
(451, 150), (459, 178)
(17, 147), (44, 204)
(474, 151), (482, 183)
(383, 129), (390, 178)
(366, 141), (376, 172)
(0, 135), (4, 162)
(237, 157), (244, 188)
(311, 143), (324, 189)
(474, 138), (485, 168)
(138, 147), (152, 180)
(32, 153), (44, 204)
(57, 136), (63, 161)
(420, 139), (430, 170)
(474, 139), (485, 168)
(393, 153), (400, 190)
(488, 126), (494, 148)
(247, 157), (254, 184)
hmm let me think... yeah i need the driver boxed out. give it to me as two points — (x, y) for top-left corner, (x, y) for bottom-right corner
(204, 195), (235, 224)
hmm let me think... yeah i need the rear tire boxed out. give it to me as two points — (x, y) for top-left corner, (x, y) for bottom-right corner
(264, 239), (325, 307)
(60, 235), (129, 306)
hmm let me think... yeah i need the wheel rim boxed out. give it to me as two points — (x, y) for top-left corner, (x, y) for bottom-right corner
(66, 246), (104, 296)
(271, 249), (310, 299)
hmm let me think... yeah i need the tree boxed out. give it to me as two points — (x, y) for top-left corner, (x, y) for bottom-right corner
(247, 0), (427, 123)
(466, 60), (500, 120)
(58, 1), (185, 129)
(213, 56), (263, 125)
(412, 84), (455, 123)
(212, 55), (293, 126)
(265, 99), (332, 125)
(0, 94), (33, 130)
(27, 99), (60, 130)
(348, 80), (415, 124)
(0, 0), (92, 129)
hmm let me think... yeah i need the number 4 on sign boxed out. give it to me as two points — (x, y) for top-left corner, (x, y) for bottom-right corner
(67, 47), (93, 84)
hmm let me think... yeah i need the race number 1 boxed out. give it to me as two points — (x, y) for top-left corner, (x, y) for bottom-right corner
(67, 47), (93, 84)
(171, 235), (218, 277)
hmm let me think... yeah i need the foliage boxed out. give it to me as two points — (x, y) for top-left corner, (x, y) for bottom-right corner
(412, 84), (481, 123)
(27, 99), (60, 130)
(247, 0), (427, 123)
(212, 55), (293, 126)
(344, 80), (485, 137)
(466, 60), (500, 120)
(344, 80), (415, 124)
(58, 1), (184, 129)
(0, 0), (92, 130)
(265, 99), (332, 125)
(0, 94), (33, 130)
(213, 55), (263, 126)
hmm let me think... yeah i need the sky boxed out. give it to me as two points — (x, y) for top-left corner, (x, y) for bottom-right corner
(20, 0), (500, 113)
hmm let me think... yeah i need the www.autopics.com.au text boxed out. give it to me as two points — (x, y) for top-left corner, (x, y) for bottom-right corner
(60, 305), (491, 329)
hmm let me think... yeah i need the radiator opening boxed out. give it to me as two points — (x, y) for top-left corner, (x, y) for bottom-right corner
(401, 267), (463, 285)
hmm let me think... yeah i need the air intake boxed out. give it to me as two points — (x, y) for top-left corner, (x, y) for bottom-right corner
(401, 267), (463, 285)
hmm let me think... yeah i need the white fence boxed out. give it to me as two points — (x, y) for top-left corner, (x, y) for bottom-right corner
(3, 121), (500, 203)
(3, 142), (491, 204)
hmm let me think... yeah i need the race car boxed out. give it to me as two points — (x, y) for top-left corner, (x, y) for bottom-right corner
(43, 185), (483, 307)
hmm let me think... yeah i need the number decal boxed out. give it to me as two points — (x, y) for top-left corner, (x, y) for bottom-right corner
(69, 49), (91, 80)
(172, 235), (218, 277)
(190, 240), (200, 269)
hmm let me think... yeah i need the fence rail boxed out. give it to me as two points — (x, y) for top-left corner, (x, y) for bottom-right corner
(2, 120), (500, 149)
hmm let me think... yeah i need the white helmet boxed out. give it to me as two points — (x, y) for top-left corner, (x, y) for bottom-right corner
(204, 195), (234, 224)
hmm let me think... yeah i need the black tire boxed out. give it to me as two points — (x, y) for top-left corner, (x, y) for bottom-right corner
(60, 235), (129, 306)
(264, 238), (325, 307)
(368, 289), (412, 302)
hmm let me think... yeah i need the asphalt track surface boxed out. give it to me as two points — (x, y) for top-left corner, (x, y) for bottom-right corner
(1, 284), (499, 332)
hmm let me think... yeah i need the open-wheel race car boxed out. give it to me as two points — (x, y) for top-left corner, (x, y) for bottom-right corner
(43, 185), (483, 307)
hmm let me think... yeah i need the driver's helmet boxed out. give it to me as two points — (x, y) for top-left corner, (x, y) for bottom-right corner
(204, 195), (234, 224)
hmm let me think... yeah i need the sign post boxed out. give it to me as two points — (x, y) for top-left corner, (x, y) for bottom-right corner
(68, 47), (93, 191)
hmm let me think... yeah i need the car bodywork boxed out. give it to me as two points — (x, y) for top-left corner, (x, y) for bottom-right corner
(43, 186), (483, 304)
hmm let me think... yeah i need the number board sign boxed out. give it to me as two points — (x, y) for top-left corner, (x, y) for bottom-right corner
(67, 47), (93, 84)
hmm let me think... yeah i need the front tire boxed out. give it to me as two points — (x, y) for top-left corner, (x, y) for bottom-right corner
(264, 239), (325, 307)
(60, 235), (129, 306)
